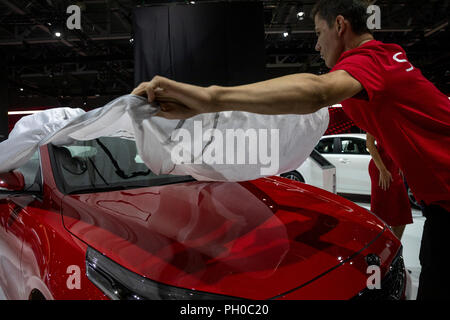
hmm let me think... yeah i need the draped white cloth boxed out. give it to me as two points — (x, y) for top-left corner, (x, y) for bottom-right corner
(0, 94), (329, 181)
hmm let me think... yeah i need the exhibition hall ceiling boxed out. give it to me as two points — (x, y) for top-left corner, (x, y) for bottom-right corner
(1, 0), (448, 106)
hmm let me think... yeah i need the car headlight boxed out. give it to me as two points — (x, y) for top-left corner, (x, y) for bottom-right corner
(86, 246), (238, 300)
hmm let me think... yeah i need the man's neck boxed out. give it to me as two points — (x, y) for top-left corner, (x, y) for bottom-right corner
(344, 33), (375, 51)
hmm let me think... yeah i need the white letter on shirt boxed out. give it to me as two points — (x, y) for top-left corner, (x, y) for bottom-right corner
(393, 52), (414, 72)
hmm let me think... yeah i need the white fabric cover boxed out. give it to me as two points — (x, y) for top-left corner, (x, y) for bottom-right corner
(0, 94), (329, 181)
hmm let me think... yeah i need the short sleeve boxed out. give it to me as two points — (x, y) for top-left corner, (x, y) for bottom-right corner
(331, 52), (386, 102)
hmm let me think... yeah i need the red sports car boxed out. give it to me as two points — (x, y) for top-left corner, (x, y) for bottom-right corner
(0, 137), (408, 300)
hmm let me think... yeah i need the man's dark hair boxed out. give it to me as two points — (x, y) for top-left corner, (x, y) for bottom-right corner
(311, 0), (372, 35)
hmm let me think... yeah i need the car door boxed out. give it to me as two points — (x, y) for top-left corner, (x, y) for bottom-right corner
(335, 137), (371, 194)
(316, 137), (349, 193)
(0, 151), (42, 299)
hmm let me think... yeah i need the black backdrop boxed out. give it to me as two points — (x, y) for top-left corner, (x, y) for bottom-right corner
(133, 1), (266, 87)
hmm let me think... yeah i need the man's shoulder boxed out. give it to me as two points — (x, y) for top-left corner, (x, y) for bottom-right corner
(331, 40), (410, 78)
(337, 40), (405, 64)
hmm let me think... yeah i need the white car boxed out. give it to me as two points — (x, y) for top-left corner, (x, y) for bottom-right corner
(282, 133), (419, 207)
(280, 149), (336, 194)
(315, 133), (371, 195)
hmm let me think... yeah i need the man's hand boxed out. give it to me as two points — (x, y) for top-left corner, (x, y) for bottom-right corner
(131, 76), (217, 119)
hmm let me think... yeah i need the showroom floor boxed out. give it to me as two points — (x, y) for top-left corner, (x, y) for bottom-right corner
(0, 200), (424, 300)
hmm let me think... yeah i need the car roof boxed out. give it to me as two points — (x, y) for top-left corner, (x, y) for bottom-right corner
(321, 133), (367, 140)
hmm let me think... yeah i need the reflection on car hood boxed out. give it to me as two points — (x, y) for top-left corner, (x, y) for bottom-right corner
(61, 176), (386, 299)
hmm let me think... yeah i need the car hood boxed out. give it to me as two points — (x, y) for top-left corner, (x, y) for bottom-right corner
(61, 177), (386, 299)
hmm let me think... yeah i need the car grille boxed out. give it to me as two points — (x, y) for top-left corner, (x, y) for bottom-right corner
(352, 248), (406, 300)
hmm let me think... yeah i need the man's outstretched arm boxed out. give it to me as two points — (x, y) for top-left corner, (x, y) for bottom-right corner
(131, 69), (363, 119)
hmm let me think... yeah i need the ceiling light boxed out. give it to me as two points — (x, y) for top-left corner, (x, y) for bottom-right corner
(8, 110), (42, 115)
(55, 32), (61, 37)
(297, 11), (305, 20)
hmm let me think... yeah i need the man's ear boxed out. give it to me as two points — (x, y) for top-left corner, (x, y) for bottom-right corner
(335, 15), (346, 35)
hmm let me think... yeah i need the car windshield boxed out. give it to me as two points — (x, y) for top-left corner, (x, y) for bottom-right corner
(50, 137), (195, 194)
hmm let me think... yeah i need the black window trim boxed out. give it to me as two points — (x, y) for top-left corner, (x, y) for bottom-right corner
(338, 137), (369, 155)
(47, 142), (196, 195)
(316, 137), (339, 154)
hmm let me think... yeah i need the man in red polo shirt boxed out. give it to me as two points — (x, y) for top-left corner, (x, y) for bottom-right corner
(132, 0), (450, 299)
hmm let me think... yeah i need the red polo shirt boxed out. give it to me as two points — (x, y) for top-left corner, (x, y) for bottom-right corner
(331, 40), (450, 210)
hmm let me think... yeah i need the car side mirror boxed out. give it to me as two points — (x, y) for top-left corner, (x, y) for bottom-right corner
(0, 171), (25, 192)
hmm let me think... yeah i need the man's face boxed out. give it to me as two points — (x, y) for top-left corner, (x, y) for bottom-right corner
(314, 15), (345, 68)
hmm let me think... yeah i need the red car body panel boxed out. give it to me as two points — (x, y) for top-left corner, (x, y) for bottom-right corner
(0, 145), (401, 300)
(0, 146), (107, 300)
